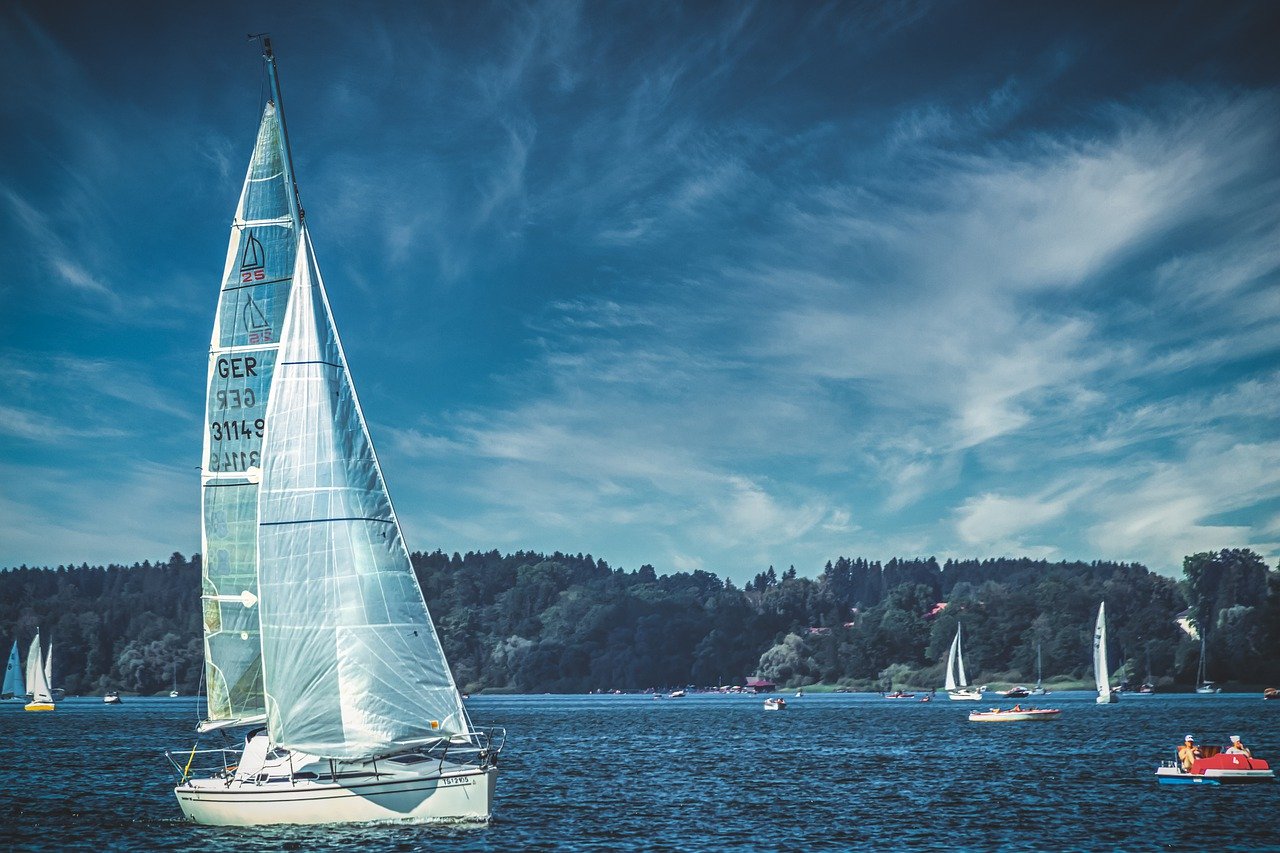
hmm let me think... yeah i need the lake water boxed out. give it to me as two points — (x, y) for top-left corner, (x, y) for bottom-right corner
(2, 692), (1278, 850)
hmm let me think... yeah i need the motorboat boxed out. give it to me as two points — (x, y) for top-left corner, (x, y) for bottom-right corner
(104, 691), (122, 705)
(882, 691), (915, 699)
(763, 697), (786, 711)
(1002, 685), (1030, 699)
(1264, 688), (1279, 700)
(1156, 747), (1274, 785)
(968, 706), (1061, 722)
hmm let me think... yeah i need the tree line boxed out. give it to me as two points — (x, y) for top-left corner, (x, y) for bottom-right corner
(1, 548), (1276, 695)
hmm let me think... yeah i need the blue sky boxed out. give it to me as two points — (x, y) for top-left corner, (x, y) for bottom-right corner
(2, 1), (1278, 580)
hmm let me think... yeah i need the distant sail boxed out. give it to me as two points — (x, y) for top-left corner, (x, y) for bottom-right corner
(1093, 602), (1110, 697)
(2, 641), (23, 698)
(26, 633), (52, 704)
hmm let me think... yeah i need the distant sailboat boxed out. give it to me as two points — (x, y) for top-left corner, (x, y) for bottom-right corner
(24, 630), (55, 712)
(1195, 634), (1221, 694)
(943, 623), (984, 700)
(2, 640), (24, 699)
(168, 38), (502, 826)
(1028, 643), (1049, 696)
(1093, 603), (1118, 704)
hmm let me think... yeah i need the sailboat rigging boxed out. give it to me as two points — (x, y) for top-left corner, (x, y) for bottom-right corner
(1195, 633), (1221, 694)
(167, 38), (502, 826)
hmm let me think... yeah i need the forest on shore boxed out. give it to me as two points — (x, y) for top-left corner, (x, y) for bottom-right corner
(1, 548), (1277, 696)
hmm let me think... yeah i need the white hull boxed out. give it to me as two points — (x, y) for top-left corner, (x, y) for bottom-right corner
(947, 689), (984, 701)
(1096, 692), (1118, 704)
(176, 764), (496, 826)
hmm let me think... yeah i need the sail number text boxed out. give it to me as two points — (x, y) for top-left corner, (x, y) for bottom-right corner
(209, 450), (261, 472)
(210, 419), (265, 441)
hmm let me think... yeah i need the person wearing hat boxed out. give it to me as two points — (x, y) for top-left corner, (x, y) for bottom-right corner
(1226, 735), (1252, 757)
(1178, 735), (1202, 771)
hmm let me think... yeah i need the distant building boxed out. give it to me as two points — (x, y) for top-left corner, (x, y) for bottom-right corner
(745, 677), (776, 694)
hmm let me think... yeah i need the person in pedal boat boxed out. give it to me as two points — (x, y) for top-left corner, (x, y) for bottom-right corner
(1178, 735), (1202, 771)
(1226, 735), (1252, 757)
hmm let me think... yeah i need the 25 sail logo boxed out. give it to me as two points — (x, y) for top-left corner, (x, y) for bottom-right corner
(244, 295), (273, 345)
(240, 231), (266, 284)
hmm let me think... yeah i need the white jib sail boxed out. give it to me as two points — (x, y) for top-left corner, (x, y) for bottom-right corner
(3, 641), (23, 697)
(954, 624), (968, 688)
(26, 634), (52, 703)
(944, 628), (960, 691)
(200, 101), (299, 729)
(44, 638), (52, 686)
(256, 231), (467, 759)
(1093, 602), (1110, 697)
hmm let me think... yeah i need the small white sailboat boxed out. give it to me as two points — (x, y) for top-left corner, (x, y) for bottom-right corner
(1028, 643), (1049, 696)
(943, 623), (984, 700)
(1093, 602), (1118, 704)
(1195, 634), (1221, 694)
(167, 38), (502, 826)
(24, 630), (55, 712)
(2, 640), (23, 700)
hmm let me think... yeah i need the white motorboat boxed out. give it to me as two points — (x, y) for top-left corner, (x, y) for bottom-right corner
(104, 691), (122, 705)
(942, 623), (985, 700)
(167, 38), (502, 826)
(763, 697), (786, 711)
(968, 706), (1061, 722)
(1093, 602), (1118, 704)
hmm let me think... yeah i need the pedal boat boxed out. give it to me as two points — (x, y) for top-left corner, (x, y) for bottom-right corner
(968, 706), (1061, 722)
(1156, 751), (1274, 785)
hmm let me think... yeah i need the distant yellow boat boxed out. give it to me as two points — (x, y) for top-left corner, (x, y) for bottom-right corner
(24, 702), (55, 712)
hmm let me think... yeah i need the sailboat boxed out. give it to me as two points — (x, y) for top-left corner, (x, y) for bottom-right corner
(167, 38), (502, 826)
(24, 630), (55, 712)
(2, 640), (24, 700)
(1195, 634), (1221, 694)
(1093, 602), (1118, 704)
(943, 623), (984, 700)
(1028, 643), (1049, 696)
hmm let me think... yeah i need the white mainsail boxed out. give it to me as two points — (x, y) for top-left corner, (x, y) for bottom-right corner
(944, 628), (959, 691)
(1093, 602), (1110, 698)
(256, 231), (467, 758)
(2, 641), (23, 698)
(199, 98), (300, 730)
(44, 637), (52, 687)
(26, 633), (52, 704)
(944, 624), (969, 690)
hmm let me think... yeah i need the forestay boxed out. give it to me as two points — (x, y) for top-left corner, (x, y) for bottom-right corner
(256, 231), (466, 758)
(200, 101), (298, 728)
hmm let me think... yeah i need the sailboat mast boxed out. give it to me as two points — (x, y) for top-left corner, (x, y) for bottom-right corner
(261, 36), (304, 227)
